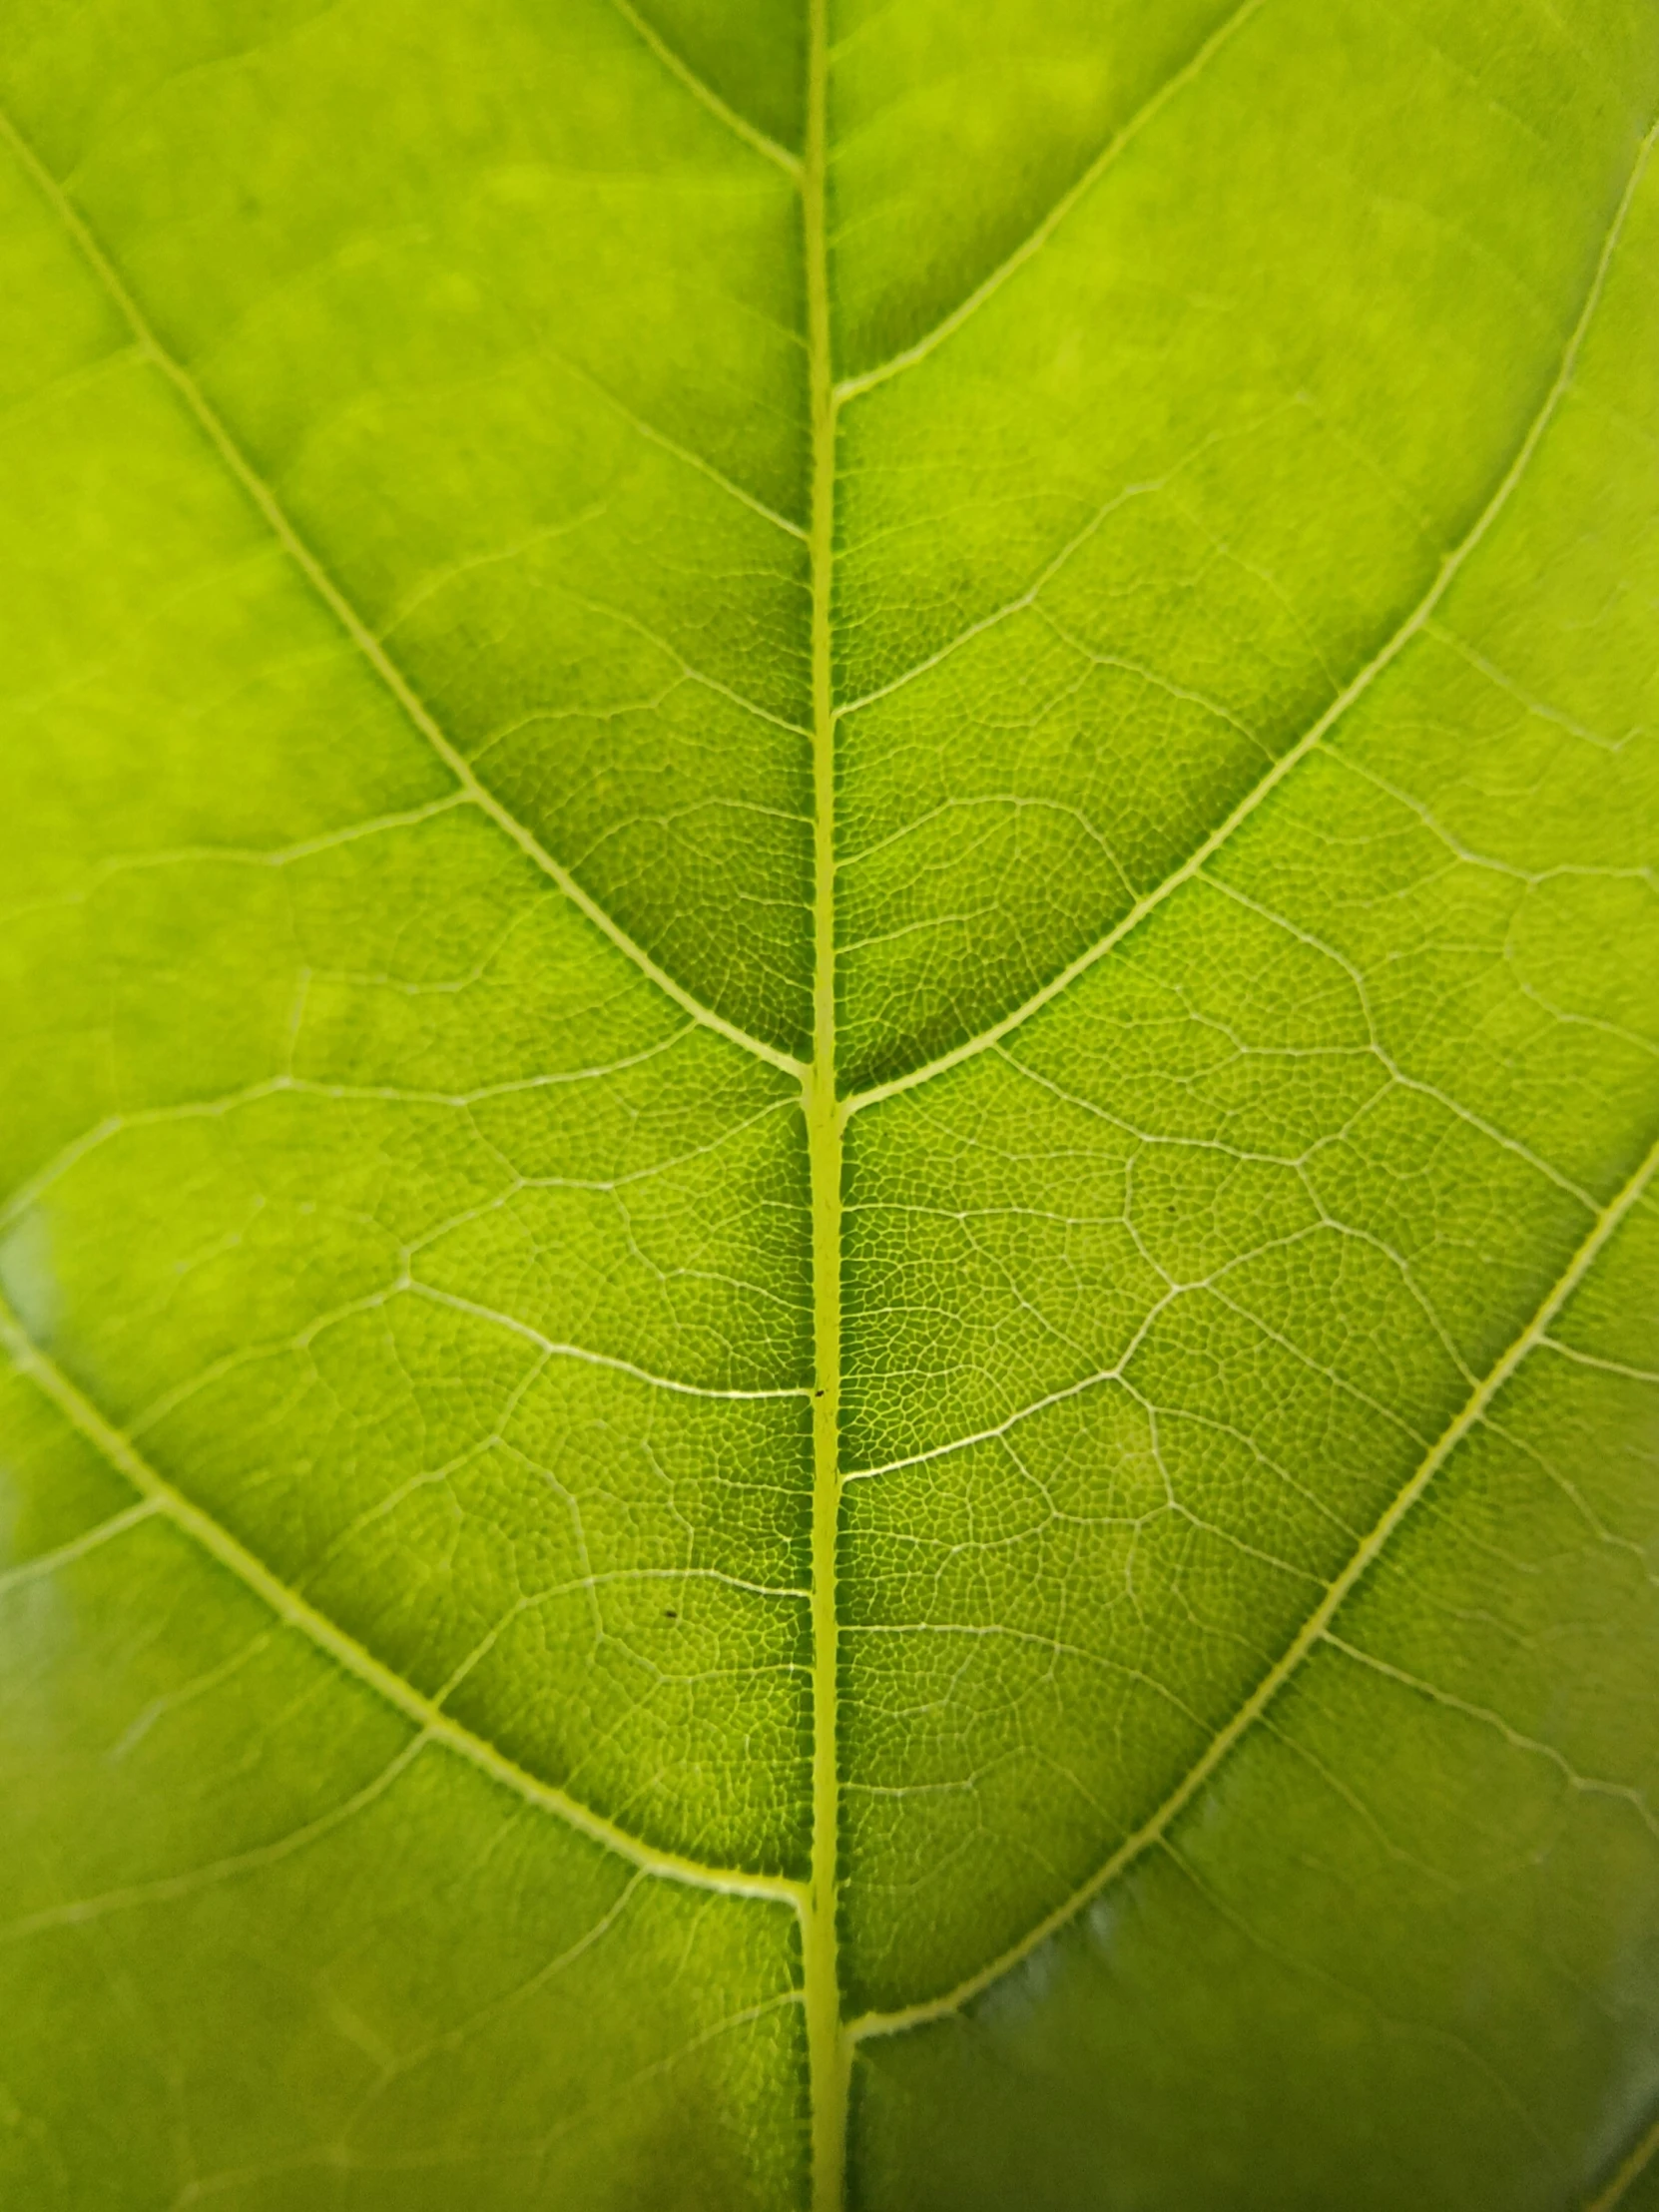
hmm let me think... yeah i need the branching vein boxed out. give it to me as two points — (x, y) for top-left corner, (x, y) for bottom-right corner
(0, 99), (806, 1084)
(603, 0), (803, 179)
(833, 0), (1267, 404)
(848, 1124), (1659, 2037)
(845, 110), (1657, 1115)
(0, 1287), (806, 1910)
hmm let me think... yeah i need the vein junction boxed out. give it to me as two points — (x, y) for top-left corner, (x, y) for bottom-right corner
(3, 24), (1657, 2212)
(0, 1286), (803, 1909)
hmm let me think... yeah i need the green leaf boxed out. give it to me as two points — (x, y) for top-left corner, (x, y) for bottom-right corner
(2, 3), (1657, 2207)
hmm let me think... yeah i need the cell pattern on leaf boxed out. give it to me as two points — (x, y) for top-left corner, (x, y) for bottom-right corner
(1, 2), (1657, 2210)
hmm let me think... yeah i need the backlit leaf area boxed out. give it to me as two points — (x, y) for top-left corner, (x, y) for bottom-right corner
(2, 3), (1658, 2208)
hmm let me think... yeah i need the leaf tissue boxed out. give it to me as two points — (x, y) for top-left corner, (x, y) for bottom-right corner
(2, 2), (1658, 2207)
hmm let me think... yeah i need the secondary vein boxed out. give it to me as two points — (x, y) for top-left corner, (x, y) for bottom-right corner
(604, 0), (803, 180)
(0, 100), (806, 1085)
(1585, 2105), (1659, 2212)
(831, 0), (1266, 404)
(847, 1124), (1659, 2040)
(842, 108), (1658, 1118)
(0, 1287), (805, 1908)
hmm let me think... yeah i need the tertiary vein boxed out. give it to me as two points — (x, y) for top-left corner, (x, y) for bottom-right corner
(0, 99), (807, 1087)
(843, 109), (1658, 1116)
(0, 1287), (804, 1910)
(846, 1123), (1659, 2038)
(10, 34), (1653, 2208)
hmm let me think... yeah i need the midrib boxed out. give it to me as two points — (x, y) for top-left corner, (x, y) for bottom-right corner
(802, 0), (849, 2204)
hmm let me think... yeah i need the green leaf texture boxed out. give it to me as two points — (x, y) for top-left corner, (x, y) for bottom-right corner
(3, 3), (1658, 2206)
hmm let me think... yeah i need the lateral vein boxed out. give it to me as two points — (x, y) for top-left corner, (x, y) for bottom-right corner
(1585, 2106), (1659, 2212)
(0, 99), (806, 1083)
(603, 0), (803, 179)
(844, 111), (1658, 1117)
(832, 0), (1266, 404)
(0, 1290), (807, 1909)
(848, 1125), (1659, 2038)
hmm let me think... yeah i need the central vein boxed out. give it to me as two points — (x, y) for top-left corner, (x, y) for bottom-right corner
(802, 0), (848, 2200)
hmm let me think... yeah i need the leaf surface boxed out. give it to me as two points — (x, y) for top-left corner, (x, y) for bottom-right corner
(2, 3), (1658, 2207)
